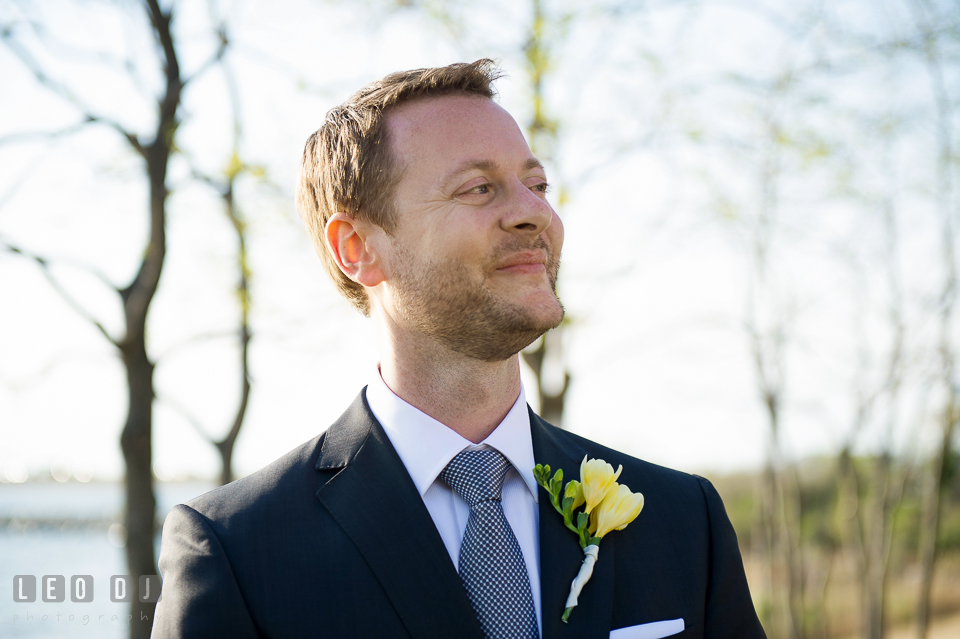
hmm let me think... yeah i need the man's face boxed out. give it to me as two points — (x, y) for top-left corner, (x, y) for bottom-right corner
(376, 94), (564, 362)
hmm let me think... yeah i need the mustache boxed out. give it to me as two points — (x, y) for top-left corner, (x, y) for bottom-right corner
(489, 235), (557, 263)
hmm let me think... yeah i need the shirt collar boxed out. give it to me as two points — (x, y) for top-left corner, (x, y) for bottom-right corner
(366, 368), (539, 503)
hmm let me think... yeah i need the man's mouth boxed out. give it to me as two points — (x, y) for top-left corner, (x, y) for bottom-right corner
(494, 250), (548, 274)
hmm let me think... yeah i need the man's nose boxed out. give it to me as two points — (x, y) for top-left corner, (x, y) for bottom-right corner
(500, 180), (555, 235)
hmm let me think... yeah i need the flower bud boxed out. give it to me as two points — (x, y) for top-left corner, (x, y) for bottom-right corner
(579, 455), (622, 514)
(589, 483), (644, 538)
(564, 479), (585, 511)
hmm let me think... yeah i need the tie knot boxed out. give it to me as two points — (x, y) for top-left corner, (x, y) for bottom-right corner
(440, 449), (511, 507)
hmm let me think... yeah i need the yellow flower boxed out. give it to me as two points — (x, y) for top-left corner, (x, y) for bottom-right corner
(564, 480), (585, 511)
(589, 483), (644, 538)
(580, 455), (622, 514)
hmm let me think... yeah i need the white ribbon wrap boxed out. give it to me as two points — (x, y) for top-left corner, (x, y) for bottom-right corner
(564, 544), (600, 609)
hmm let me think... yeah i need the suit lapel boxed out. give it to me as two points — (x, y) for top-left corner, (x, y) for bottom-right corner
(532, 411), (615, 639)
(315, 391), (483, 639)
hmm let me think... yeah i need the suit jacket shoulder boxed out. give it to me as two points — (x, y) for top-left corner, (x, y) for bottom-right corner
(153, 391), (481, 639)
(186, 431), (326, 527)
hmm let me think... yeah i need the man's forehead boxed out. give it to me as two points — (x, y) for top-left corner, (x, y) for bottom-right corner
(386, 95), (521, 147)
(385, 95), (538, 175)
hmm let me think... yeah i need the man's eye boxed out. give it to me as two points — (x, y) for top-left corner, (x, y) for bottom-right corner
(532, 182), (550, 193)
(468, 184), (491, 194)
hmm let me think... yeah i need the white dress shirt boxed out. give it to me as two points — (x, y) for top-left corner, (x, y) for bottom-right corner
(366, 370), (542, 635)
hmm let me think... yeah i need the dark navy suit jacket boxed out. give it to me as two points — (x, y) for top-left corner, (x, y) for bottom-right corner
(151, 390), (766, 638)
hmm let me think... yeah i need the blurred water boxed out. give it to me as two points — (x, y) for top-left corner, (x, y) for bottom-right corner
(0, 483), (122, 521)
(0, 481), (214, 638)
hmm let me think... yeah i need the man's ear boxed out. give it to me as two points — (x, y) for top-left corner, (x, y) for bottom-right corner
(324, 212), (386, 288)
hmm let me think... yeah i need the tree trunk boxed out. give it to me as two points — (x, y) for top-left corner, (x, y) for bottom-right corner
(862, 454), (889, 639)
(215, 323), (250, 487)
(916, 421), (954, 639)
(761, 458), (779, 635)
(119, 139), (168, 639)
(212, 174), (252, 487)
(120, 333), (158, 637)
(782, 465), (805, 639)
(119, 5), (179, 637)
(913, 7), (958, 631)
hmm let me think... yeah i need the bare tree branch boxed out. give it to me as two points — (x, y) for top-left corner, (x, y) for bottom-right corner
(0, 119), (91, 146)
(155, 391), (216, 444)
(0, 148), (54, 210)
(182, 25), (229, 88)
(1, 240), (120, 348)
(0, 350), (118, 393)
(0, 27), (146, 157)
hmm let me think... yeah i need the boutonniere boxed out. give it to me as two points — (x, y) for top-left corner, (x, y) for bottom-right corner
(534, 455), (644, 623)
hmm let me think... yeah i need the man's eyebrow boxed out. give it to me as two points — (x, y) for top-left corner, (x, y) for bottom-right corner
(440, 157), (546, 186)
(522, 158), (545, 172)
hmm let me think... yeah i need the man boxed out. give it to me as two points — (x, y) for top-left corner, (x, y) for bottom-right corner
(151, 60), (765, 639)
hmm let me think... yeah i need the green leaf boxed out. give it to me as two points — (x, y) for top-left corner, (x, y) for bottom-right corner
(562, 496), (573, 517)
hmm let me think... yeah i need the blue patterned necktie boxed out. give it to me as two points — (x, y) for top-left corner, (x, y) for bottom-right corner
(440, 449), (539, 639)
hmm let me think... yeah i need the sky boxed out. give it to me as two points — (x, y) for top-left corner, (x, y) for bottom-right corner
(0, 0), (955, 484)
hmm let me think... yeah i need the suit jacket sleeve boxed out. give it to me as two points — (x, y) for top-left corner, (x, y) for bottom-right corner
(151, 504), (259, 639)
(697, 476), (766, 638)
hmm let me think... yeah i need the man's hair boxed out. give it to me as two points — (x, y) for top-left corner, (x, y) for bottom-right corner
(296, 59), (503, 316)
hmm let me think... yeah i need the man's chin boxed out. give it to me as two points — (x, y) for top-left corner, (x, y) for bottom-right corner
(498, 283), (563, 319)
(526, 294), (565, 331)
(472, 303), (564, 363)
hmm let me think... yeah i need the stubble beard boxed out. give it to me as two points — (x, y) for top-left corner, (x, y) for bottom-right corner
(391, 238), (564, 362)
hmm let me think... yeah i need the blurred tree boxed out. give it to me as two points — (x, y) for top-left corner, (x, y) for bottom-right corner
(1, 3), (191, 634)
(834, 127), (912, 639)
(742, 74), (807, 639)
(177, 60), (257, 487)
(700, 30), (821, 635)
(0, 1), (255, 636)
(687, 3), (956, 635)
(903, 2), (960, 637)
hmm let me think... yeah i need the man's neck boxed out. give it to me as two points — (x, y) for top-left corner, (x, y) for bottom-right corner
(378, 331), (523, 445)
